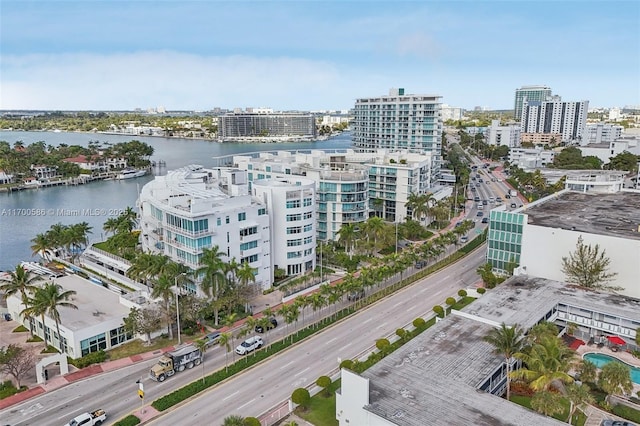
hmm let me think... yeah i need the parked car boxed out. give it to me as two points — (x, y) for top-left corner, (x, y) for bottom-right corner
(255, 317), (278, 333)
(601, 421), (636, 426)
(459, 236), (468, 243)
(235, 336), (263, 355)
(476, 211), (484, 217)
(203, 331), (221, 348)
(481, 217), (489, 224)
(510, 203), (517, 208)
(414, 260), (427, 269)
(347, 289), (365, 301)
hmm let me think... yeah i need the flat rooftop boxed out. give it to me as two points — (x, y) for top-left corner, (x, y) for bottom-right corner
(468, 275), (640, 327)
(524, 191), (640, 240)
(363, 314), (563, 426)
(48, 275), (130, 331)
(361, 276), (640, 426)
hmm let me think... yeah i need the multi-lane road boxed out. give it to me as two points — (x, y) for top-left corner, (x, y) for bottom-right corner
(1, 247), (486, 426)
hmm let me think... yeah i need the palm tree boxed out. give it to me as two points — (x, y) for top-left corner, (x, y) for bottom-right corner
(337, 223), (357, 258)
(598, 361), (633, 397)
(31, 282), (78, 352)
(565, 383), (594, 423)
(512, 336), (575, 393)
(196, 246), (227, 326)
(483, 323), (525, 401)
(195, 338), (207, 385)
(527, 321), (559, 344)
(221, 415), (245, 426)
(151, 274), (176, 339)
(120, 207), (139, 232)
(530, 390), (565, 417)
(235, 261), (256, 310)
(103, 217), (121, 236)
(577, 359), (597, 384)
(30, 233), (54, 261)
(0, 265), (43, 337)
(218, 332), (233, 372)
(363, 216), (386, 253)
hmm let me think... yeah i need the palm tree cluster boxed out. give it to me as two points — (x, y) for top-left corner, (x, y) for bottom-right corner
(103, 207), (138, 235)
(30, 222), (93, 263)
(484, 321), (634, 423)
(0, 265), (77, 353)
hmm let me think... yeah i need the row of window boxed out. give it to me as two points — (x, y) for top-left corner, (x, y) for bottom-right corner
(285, 198), (314, 208)
(166, 213), (209, 233)
(286, 224), (313, 234)
(240, 240), (258, 251)
(286, 212), (313, 221)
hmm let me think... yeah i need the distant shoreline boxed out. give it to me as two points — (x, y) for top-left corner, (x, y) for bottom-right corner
(2, 128), (345, 144)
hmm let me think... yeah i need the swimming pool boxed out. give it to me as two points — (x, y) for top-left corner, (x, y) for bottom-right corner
(583, 353), (640, 385)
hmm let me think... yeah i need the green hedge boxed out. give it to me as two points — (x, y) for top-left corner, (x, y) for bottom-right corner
(68, 350), (108, 369)
(0, 380), (27, 400)
(112, 415), (141, 426)
(612, 404), (640, 423)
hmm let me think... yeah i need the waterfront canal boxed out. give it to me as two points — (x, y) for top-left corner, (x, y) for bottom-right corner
(0, 131), (353, 270)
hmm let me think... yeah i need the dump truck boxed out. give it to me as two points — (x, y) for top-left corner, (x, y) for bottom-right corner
(149, 344), (203, 382)
(65, 409), (107, 426)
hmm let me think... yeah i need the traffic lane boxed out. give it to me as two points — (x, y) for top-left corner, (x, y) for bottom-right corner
(150, 250), (487, 425)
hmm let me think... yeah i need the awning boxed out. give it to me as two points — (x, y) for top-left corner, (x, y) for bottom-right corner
(607, 335), (626, 346)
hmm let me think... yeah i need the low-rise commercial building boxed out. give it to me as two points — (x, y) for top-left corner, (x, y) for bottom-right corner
(337, 275), (639, 425)
(487, 187), (640, 299)
(486, 119), (521, 147)
(6, 274), (135, 359)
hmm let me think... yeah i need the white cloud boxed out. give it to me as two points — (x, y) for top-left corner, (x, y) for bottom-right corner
(0, 52), (366, 110)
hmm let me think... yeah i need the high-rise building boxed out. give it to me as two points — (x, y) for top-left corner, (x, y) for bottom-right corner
(520, 96), (589, 143)
(353, 88), (442, 155)
(514, 85), (552, 120)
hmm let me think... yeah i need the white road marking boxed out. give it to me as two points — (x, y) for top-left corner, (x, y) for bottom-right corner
(279, 360), (295, 370)
(362, 318), (373, 324)
(325, 337), (338, 345)
(222, 390), (240, 401)
(237, 398), (256, 410)
(294, 367), (310, 377)
(393, 301), (403, 308)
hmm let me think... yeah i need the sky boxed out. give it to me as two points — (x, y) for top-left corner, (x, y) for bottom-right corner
(1, 0), (639, 112)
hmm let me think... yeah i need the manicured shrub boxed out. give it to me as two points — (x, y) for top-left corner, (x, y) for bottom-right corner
(396, 328), (407, 340)
(340, 359), (354, 370)
(316, 376), (332, 397)
(12, 325), (28, 333)
(445, 297), (456, 306)
(432, 305), (445, 317)
(457, 289), (467, 297)
(375, 339), (391, 353)
(413, 317), (426, 328)
(69, 350), (108, 369)
(291, 388), (311, 410)
(244, 417), (261, 426)
(477, 287), (486, 294)
(0, 380), (27, 399)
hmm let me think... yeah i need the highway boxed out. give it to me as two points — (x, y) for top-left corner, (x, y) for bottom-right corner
(148, 248), (486, 425)
(0, 248), (485, 426)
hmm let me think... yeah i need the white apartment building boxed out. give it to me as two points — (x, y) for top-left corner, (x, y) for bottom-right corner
(508, 147), (556, 169)
(138, 165), (273, 290)
(252, 178), (316, 276)
(579, 137), (640, 165)
(440, 103), (463, 121)
(585, 123), (624, 144)
(486, 119), (521, 147)
(521, 96), (589, 143)
(230, 149), (436, 238)
(353, 88), (442, 155)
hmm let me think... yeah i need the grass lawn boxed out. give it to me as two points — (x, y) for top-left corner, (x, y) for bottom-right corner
(107, 336), (184, 360)
(511, 395), (587, 426)
(296, 380), (341, 426)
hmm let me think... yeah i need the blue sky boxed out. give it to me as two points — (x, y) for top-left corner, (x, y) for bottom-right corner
(1, 1), (639, 111)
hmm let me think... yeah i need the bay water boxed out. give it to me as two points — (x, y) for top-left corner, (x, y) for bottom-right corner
(0, 131), (353, 270)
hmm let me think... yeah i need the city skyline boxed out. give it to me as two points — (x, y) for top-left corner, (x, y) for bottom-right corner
(1, 1), (639, 111)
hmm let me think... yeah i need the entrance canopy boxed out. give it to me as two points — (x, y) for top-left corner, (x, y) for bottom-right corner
(606, 335), (626, 346)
